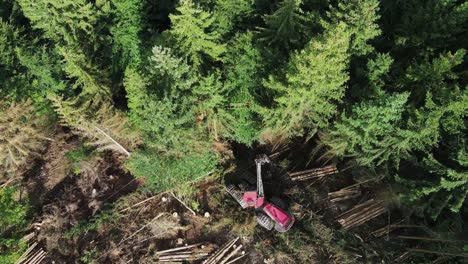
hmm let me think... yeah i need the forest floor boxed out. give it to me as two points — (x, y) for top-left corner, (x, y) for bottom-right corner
(19, 128), (416, 263)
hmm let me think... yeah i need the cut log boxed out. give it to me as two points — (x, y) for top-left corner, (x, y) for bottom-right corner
(371, 220), (404, 237)
(204, 237), (239, 264)
(336, 200), (387, 230)
(328, 185), (361, 203)
(288, 165), (338, 182)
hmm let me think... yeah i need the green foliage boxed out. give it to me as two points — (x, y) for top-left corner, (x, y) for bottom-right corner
(110, 0), (143, 69)
(168, 0), (226, 69)
(366, 53), (393, 93)
(397, 145), (468, 220)
(387, 0), (468, 49)
(211, 0), (254, 35)
(124, 66), (196, 154)
(325, 92), (411, 167)
(0, 187), (29, 264)
(264, 23), (350, 136)
(125, 150), (217, 192)
(15, 46), (66, 109)
(323, 0), (381, 56)
(258, 0), (309, 50)
(66, 145), (95, 174)
(0, 187), (28, 230)
(223, 33), (264, 144)
(16, 0), (98, 47)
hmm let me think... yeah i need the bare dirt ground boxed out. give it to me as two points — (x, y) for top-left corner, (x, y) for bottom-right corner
(18, 130), (412, 263)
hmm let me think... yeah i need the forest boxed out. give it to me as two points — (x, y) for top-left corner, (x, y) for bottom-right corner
(0, 0), (467, 263)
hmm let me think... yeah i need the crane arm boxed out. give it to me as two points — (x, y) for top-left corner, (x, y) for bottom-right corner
(255, 155), (270, 198)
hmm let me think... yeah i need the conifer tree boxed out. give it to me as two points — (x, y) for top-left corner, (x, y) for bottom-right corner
(258, 0), (308, 50)
(168, 0), (226, 69)
(224, 33), (264, 144)
(323, 0), (381, 56)
(16, 0), (97, 47)
(264, 23), (350, 136)
(383, 0), (468, 50)
(211, 0), (254, 36)
(0, 101), (50, 180)
(396, 147), (468, 220)
(50, 97), (138, 156)
(324, 92), (412, 167)
(110, 0), (143, 69)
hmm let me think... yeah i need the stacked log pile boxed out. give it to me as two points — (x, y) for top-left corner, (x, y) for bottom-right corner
(288, 165), (338, 182)
(335, 199), (387, 230)
(156, 243), (214, 262)
(328, 185), (361, 203)
(14, 242), (47, 264)
(203, 237), (247, 264)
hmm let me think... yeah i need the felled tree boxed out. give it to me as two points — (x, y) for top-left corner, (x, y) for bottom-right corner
(168, 0), (226, 69)
(264, 23), (350, 136)
(51, 97), (138, 156)
(0, 100), (50, 180)
(323, 0), (381, 56)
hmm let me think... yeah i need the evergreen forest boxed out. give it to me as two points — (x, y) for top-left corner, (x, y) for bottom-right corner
(0, 0), (467, 263)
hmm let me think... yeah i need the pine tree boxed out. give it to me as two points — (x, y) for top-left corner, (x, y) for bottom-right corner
(168, 0), (226, 69)
(15, 46), (66, 109)
(149, 46), (194, 96)
(193, 72), (235, 141)
(323, 0), (381, 56)
(264, 22), (350, 136)
(17, 0), (113, 106)
(123, 67), (197, 155)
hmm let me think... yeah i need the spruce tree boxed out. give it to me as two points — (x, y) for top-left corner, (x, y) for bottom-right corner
(258, 0), (308, 50)
(168, 0), (226, 69)
(323, 0), (381, 56)
(110, 0), (143, 69)
(324, 92), (411, 167)
(264, 22), (350, 136)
